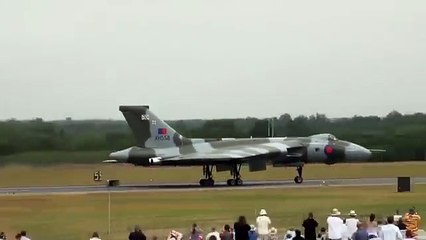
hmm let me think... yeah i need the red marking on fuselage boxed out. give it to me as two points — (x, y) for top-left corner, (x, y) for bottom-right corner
(325, 145), (334, 155)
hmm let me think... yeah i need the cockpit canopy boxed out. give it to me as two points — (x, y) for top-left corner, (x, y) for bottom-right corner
(310, 133), (338, 141)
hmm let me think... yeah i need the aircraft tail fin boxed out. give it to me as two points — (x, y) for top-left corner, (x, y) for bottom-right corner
(119, 105), (188, 149)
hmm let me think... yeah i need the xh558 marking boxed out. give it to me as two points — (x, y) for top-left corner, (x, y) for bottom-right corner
(107, 106), (374, 187)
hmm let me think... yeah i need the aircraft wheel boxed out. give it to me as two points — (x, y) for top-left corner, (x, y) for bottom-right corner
(236, 179), (243, 186)
(226, 179), (232, 186)
(206, 179), (215, 187)
(199, 179), (206, 186)
(294, 176), (303, 184)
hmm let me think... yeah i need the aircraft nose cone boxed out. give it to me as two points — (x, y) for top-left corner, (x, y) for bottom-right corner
(345, 144), (372, 162)
(108, 148), (131, 162)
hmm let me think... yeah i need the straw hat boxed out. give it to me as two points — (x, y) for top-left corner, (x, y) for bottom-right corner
(331, 208), (341, 216)
(349, 210), (357, 216)
(259, 209), (267, 216)
(269, 227), (277, 235)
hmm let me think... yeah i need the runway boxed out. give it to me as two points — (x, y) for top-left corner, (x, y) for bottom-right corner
(0, 177), (425, 196)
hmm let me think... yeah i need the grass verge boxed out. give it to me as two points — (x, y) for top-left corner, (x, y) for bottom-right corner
(0, 185), (425, 240)
(0, 162), (425, 187)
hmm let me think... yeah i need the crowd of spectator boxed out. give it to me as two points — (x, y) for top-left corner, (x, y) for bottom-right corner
(323, 208), (421, 240)
(0, 208), (421, 240)
(0, 230), (31, 240)
(126, 208), (421, 240)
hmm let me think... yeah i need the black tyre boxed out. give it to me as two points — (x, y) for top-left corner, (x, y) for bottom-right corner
(294, 176), (303, 184)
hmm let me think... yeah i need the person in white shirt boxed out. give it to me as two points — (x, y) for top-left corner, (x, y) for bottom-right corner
(256, 209), (272, 240)
(346, 210), (360, 240)
(167, 230), (183, 240)
(20, 230), (31, 240)
(284, 228), (296, 240)
(327, 208), (344, 240)
(205, 228), (221, 240)
(379, 217), (403, 240)
(90, 232), (101, 240)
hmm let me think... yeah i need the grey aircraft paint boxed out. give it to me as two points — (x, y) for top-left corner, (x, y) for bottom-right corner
(108, 106), (372, 186)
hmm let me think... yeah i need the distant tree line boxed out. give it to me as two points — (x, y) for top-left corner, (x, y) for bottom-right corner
(0, 110), (425, 161)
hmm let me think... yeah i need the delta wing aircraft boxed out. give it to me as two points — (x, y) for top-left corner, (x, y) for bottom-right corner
(107, 106), (372, 186)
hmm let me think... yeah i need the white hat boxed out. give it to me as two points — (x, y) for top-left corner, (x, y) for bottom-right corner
(331, 208), (341, 216)
(250, 225), (256, 231)
(269, 227), (277, 235)
(349, 210), (357, 216)
(259, 209), (267, 215)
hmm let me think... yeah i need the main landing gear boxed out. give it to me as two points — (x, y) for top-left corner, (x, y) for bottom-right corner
(294, 166), (303, 184)
(199, 164), (301, 186)
(199, 165), (215, 187)
(226, 164), (243, 186)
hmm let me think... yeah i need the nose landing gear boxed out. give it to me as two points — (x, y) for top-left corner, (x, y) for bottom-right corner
(294, 166), (303, 184)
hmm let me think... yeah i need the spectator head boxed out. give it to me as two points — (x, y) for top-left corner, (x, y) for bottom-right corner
(192, 223), (199, 233)
(250, 225), (256, 232)
(153, 236), (158, 240)
(224, 224), (230, 232)
(208, 235), (217, 240)
(259, 209), (267, 216)
(20, 231), (26, 236)
(211, 227), (216, 232)
(320, 227), (326, 233)
(238, 216), (247, 225)
(409, 208), (416, 214)
(349, 210), (357, 217)
(134, 225), (141, 232)
(15, 233), (21, 240)
(369, 214), (376, 222)
(295, 230), (301, 237)
(387, 216), (394, 224)
(308, 212), (314, 218)
(92, 232), (99, 238)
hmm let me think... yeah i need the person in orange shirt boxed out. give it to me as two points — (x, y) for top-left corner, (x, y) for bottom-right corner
(403, 208), (421, 238)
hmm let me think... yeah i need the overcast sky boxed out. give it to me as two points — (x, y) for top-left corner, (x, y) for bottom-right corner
(1, 1), (425, 120)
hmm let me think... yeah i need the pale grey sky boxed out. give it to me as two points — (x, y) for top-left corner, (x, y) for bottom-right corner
(0, 0), (425, 120)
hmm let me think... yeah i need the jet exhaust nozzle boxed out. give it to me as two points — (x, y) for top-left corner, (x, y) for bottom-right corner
(149, 157), (162, 165)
